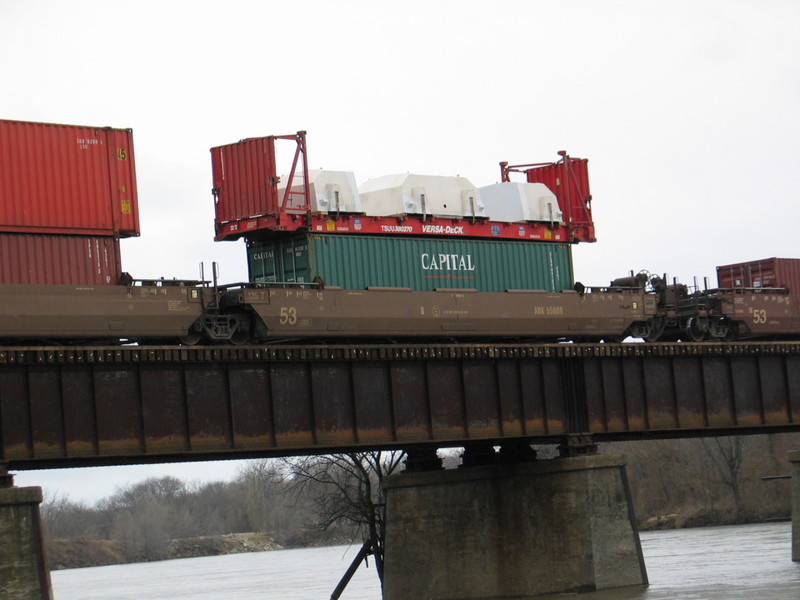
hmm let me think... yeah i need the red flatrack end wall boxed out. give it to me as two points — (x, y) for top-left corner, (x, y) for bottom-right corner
(501, 153), (595, 243)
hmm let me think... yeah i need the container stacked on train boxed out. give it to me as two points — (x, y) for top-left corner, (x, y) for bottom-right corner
(210, 135), (592, 292)
(716, 258), (800, 292)
(0, 119), (139, 285)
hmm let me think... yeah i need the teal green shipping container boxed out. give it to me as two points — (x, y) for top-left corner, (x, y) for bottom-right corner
(247, 234), (573, 292)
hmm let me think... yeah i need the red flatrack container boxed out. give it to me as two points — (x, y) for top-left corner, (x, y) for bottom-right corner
(0, 119), (139, 237)
(716, 258), (800, 293)
(212, 133), (596, 244)
(0, 233), (123, 285)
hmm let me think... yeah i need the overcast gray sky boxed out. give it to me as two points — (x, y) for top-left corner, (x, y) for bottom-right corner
(5, 1), (800, 502)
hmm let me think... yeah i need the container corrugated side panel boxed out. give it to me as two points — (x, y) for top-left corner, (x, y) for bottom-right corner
(212, 136), (278, 226)
(717, 258), (800, 294)
(774, 259), (800, 294)
(0, 119), (139, 237)
(0, 233), (122, 285)
(249, 235), (573, 292)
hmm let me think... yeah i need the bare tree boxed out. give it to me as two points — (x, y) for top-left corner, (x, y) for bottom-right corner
(282, 451), (405, 584)
(98, 476), (190, 559)
(41, 492), (101, 541)
(235, 459), (306, 542)
(701, 436), (746, 520)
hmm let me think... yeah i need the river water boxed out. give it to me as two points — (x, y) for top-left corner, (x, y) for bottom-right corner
(51, 522), (800, 600)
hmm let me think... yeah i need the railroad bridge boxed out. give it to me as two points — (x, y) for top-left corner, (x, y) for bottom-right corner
(2, 341), (800, 599)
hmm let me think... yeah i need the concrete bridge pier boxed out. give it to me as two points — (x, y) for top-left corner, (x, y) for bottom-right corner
(383, 451), (647, 599)
(0, 466), (53, 600)
(790, 451), (800, 562)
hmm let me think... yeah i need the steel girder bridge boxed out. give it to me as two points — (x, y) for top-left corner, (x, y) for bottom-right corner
(1, 341), (799, 471)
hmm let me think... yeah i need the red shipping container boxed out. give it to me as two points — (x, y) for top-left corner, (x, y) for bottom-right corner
(0, 119), (139, 237)
(716, 258), (800, 293)
(0, 233), (123, 285)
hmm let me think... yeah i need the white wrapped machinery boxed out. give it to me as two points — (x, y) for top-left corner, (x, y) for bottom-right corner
(479, 182), (563, 223)
(359, 174), (485, 218)
(278, 169), (362, 213)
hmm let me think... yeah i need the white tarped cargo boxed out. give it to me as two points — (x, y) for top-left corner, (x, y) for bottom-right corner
(479, 182), (562, 223)
(359, 174), (485, 218)
(278, 169), (362, 213)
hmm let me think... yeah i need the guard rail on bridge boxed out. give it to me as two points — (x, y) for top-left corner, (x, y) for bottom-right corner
(1, 342), (799, 469)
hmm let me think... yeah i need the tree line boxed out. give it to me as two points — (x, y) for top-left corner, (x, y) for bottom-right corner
(41, 452), (404, 568)
(40, 433), (798, 568)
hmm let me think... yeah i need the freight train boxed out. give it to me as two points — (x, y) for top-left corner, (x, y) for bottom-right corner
(1, 119), (798, 346)
(0, 269), (797, 345)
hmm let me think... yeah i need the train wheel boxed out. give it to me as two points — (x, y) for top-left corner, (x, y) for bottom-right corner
(644, 318), (666, 342)
(179, 321), (204, 346)
(179, 331), (202, 346)
(229, 328), (249, 345)
(720, 321), (737, 342)
(684, 318), (707, 342)
(628, 322), (650, 339)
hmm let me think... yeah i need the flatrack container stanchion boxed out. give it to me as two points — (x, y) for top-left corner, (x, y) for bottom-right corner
(277, 130), (310, 216)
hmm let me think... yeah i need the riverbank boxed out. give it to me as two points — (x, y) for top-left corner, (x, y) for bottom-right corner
(47, 533), (282, 570)
(639, 509), (791, 531)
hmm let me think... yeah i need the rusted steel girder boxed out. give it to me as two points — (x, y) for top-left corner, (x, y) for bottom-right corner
(1, 342), (799, 469)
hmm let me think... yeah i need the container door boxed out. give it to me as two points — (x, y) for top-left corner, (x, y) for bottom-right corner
(106, 128), (140, 237)
(280, 238), (311, 283)
(247, 240), (280, 283)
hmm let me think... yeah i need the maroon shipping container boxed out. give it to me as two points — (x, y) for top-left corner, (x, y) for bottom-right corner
(0, 233), (122, 285)
(717, 258), (800, 293)
(0, 119), (140, 237)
